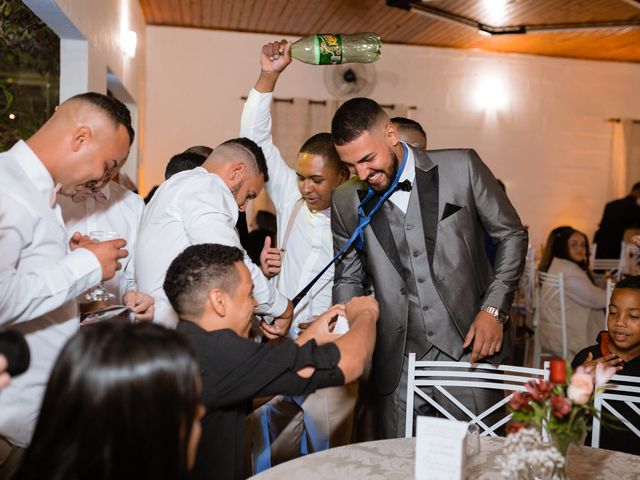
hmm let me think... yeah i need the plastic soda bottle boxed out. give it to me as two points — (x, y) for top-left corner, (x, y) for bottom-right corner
(291, 33), (381, 65)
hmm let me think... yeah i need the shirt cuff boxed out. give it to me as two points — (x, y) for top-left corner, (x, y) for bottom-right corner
(247, 88), (273, 107)
(264, 291), (289, 319)
(64, 247), (102, 296)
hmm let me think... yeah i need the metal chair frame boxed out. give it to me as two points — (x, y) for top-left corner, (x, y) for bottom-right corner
(404, 355), (549, 438)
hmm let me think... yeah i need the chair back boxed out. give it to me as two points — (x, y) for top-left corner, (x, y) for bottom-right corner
(620, 241), (640, 277)
(591, 374), (640, 447)
(532, 271), (567, 366)
(591, 258), (622, 281)
(404, 354), (549, 437)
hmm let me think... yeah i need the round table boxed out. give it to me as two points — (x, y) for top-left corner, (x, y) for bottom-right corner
(249, 436), (640, 479)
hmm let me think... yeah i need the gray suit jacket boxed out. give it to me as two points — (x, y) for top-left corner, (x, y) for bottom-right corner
(331, 148), (528, 395)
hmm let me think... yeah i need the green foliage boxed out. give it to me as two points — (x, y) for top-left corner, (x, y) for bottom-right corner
(0, 0), (59, 149)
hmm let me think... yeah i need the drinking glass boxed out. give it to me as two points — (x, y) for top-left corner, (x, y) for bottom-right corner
(84, 231), (119, 302)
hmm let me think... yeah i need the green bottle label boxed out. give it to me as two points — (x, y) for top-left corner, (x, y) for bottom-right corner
(317, 34), (343, 65)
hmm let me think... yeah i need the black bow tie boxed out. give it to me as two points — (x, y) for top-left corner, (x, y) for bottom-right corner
(394, 180), (412, 192)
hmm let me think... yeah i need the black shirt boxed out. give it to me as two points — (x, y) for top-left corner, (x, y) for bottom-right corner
(572, 332), (640, 455)
(177, 321), (345, 480)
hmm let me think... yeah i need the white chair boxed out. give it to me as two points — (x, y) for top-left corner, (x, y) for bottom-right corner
(404, 355), (549, 437)
(620, 241), (640, 277)
(605, 278), (615, 329)
(532, 271), (567, 367)
(591, 374), (640, 448)
(591, 258), (622, 281)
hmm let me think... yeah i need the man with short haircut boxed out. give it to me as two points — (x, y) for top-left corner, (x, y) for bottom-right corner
(391, 117), (427, 150)
(594, 182), (640, 259)
(0, 92), (131, 477)
(240, 40), (354, 467)
(164, 243), (378, 480)
(330, 97), (528, 438)
(164, 151), (207, 180)
(136, 137), (293, 331)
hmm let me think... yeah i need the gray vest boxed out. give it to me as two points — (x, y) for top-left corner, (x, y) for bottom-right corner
(383, 187), (461, 359)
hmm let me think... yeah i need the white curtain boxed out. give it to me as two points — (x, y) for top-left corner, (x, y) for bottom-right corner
(609, 119), (640, 200)
(623, 120), (640, 190)
(246, 97), (338, 229)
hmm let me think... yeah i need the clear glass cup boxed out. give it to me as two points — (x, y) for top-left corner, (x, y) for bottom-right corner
(466, 423), (480, 457)
(84, 231), (119, 302)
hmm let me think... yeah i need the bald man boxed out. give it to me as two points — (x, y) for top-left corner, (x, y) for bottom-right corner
(0, 92), (132, 476)
(136, 137), (293, 333)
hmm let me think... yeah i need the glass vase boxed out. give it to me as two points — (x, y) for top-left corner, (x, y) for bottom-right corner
(548, 431), (578, 480)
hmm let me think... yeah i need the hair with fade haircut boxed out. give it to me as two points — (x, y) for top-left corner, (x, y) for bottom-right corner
(631, 181), (640, 192)
(183, 145), (213, 158)
(614, 275), (640, 292)
(216, 137), (269, 182)
(165, 152), (206, 180)
(391, 117), (427, 143)
(331, 97), (387, 146)
(163, 243), (245, 319)
(299, 132), (349, 176)
(68, 92), (135, 146)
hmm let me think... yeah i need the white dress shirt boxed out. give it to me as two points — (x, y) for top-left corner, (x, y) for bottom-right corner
(389, 143), (416, 215)
(0, 140), (101, 446)
(241, 89), (334, 336)
(135, 167), (289, 328)
(59, 181), (144, 303)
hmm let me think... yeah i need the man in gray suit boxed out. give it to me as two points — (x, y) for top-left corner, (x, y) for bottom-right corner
(330, 98), (528, 438)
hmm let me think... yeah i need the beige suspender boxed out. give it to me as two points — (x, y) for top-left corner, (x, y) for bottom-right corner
(275, 198), (304, 289)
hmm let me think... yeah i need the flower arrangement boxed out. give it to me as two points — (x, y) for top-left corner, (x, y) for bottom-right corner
(498, 428), (565, 480)
(505, 358), (617, 478)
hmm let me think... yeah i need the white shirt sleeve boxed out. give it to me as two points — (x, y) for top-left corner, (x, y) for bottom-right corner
(0, 200), (101, 325)
(181, 178), (289, 317)
(240, 89), (300, 209)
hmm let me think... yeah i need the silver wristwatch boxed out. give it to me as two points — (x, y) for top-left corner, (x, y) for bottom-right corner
(480, 305), (509, 325)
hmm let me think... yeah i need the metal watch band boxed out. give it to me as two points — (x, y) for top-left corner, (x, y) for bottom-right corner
(480, 305), (509, 324)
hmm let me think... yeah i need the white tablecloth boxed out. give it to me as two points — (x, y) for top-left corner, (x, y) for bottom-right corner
(249, 436), (640, 479)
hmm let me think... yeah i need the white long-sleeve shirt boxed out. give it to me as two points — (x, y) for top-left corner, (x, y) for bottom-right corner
(135, 167), (288, 328)
(0, 140), (101, 446)
(240, 89), (334, 335)
(59, 181), (144, 303)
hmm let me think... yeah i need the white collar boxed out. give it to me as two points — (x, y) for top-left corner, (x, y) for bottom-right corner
(100, 181), (112, 200)
(12, 140), (54, 196)
(399, 142), (416, 184)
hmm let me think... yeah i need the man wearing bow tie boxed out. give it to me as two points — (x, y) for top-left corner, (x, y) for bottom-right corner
(330, 98), (528, 438)
(0, 92), (131, 477)
(59, 179), (154, 322)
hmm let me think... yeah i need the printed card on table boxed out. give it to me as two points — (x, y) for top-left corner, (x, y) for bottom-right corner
(415, 416), (468, 480)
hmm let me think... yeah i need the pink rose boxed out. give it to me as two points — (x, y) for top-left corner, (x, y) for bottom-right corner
(595, 363), (617, 388)
(567, 367), (594, 404)
(551, 394), (572, 418)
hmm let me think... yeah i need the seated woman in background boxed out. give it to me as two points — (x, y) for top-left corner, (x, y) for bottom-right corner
(14, 322), (204, 480)
(572, 275), (640, 455)
(538, 226), (606, 358)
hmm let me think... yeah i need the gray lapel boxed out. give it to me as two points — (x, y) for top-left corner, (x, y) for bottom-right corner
(357, 188), (404, 278)
(414, 150), (439, 266)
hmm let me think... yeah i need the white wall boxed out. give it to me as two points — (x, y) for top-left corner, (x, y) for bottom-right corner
(145, 26), (640, 248)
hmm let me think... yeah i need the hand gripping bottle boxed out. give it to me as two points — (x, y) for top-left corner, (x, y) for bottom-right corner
(291, 33), (381, 65)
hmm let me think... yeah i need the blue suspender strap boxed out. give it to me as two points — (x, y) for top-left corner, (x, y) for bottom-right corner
(291, 144), (409, 307)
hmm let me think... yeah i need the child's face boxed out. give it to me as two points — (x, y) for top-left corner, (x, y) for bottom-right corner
(608, 288), (640, 358)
